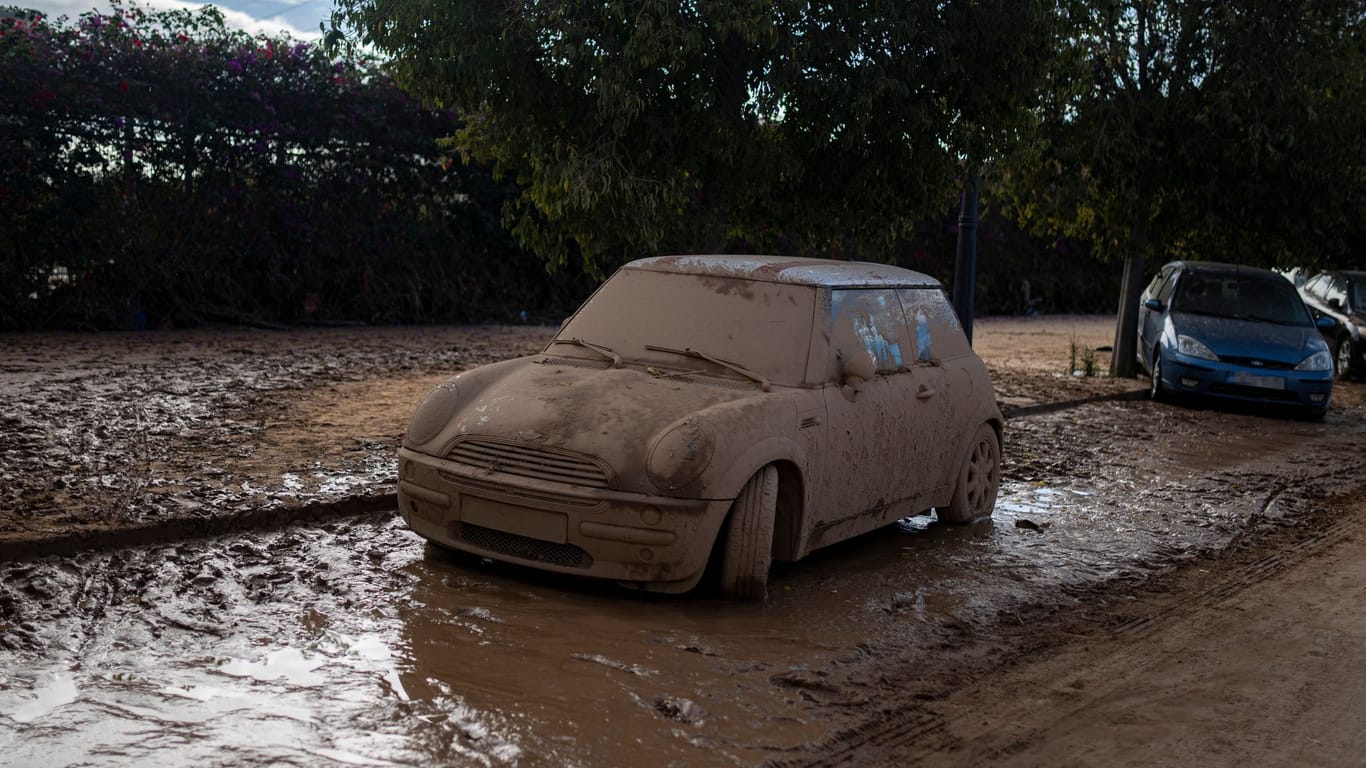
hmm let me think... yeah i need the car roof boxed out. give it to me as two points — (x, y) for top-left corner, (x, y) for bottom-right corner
(1173, 261), (1284, 280)
(624, 254), (941, 289)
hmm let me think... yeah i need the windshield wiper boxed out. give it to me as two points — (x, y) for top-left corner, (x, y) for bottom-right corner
(546, 337), (622, 368)
(645, 345), (770, 391)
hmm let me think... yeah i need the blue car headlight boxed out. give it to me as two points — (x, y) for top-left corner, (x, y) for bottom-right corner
(1295, 350), (1333, 372)
(1176, 334), (1217, 361)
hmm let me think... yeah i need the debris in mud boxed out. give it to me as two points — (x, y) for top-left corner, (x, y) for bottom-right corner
(1015, 518), (1048, 532)
(652, 694), (708, 725)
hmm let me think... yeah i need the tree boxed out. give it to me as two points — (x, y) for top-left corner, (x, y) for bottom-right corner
(1, 2), (585, 329)
(1000, 0), (1366, 377)
(332, 0), (1054, 274)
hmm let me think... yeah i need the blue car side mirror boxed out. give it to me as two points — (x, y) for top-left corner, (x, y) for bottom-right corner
(1143, 298), (1163, 311)
(1317, 315), (1336, 330)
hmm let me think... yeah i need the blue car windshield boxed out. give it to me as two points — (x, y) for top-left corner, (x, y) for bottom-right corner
(1172, 274), (1311, 326)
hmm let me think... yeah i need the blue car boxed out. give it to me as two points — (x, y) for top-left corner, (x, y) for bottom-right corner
(1137, 261), (1335, 418)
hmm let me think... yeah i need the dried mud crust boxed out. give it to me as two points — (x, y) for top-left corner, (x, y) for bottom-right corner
(2, 316), (1363, 549)
(0, 326), (550, 548)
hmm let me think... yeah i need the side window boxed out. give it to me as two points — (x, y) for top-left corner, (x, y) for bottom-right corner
(829, 289), (910, 374)
(1303, 275), (1325, 298)
(1156, 269), (1179, 303)
(1142, 267), (1169, 300)
(898, 288), (971, 362)
(1326, 278), (1348, 308)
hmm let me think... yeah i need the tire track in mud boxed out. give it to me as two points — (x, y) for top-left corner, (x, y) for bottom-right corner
(0, 493), (395, 562)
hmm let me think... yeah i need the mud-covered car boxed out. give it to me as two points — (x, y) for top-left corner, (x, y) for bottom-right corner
(398, 255), (1003, 598)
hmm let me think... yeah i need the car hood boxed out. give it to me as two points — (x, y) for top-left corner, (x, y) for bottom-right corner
(406, 356), (773, 493)
(1171, 313), (1324, 363)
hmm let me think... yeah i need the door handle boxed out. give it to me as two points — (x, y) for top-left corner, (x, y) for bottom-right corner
(916, 385), (937, 400)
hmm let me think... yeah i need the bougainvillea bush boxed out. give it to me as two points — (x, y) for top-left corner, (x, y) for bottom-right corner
(0, 2), (589, 329)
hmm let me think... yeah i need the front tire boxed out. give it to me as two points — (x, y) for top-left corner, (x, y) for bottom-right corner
(718, 465), (777, 600)
(1337, 337), (1355, 380)
(1150, 347), (1166, 402)
(938, 423), (1001, 524)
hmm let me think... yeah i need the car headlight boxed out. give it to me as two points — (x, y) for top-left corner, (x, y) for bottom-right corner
(406, 383), (460, 446)
(647, 417), (714, 491)
(1176, 334), (1217, 361)
(1295, 350), (1333, 371)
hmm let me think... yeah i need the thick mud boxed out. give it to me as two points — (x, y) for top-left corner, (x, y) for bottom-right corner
(3, 320), (1366, 766)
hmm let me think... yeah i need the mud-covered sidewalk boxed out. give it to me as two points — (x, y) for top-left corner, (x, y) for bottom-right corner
(0, 316), (1157, 556)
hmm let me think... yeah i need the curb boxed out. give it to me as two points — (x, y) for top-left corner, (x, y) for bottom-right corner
(0, 492), (398, 562)
(1003, 388), (1151, 419)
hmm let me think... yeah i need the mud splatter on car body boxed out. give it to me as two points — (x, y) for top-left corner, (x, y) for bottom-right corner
(398, 255), (1003, 598)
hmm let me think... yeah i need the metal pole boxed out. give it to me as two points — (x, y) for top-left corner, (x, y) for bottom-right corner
(952, 174), (979, 345)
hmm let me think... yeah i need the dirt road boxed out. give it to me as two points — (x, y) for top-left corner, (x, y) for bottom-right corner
(2, 317), (1365, 767)
(923, 499), (1366, 767)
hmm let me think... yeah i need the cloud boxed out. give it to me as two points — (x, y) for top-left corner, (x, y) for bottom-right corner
(18, 0), (324, 39)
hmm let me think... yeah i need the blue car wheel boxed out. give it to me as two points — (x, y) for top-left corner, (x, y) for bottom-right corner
(1150, 347), (1166, 402)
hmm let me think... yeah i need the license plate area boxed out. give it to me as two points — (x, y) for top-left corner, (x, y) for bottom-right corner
(1229, 371), (1285, 389)
(461, 495), (568, 544)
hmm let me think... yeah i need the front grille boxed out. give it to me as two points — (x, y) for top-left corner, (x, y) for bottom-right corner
(448, 438), (611, 488)
(1209, 383), (1301, 402)
(459, 523), (591, 568)
(1218, 355), (1295, 371)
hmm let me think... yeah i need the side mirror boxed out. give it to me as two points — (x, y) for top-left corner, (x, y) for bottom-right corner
(1317, 315), (1337, 330)
(1143, 298), (1163, 311)
(1328, 298), (1344, 311)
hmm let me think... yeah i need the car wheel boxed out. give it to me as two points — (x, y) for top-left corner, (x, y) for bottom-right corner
(1337, 337), (1355, 380)
(1150, 347), (1166, 402)
(718, 465), (777, 601)
(938, 423), (1000, 524)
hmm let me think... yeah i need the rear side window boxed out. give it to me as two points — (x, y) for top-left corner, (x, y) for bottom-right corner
(898, 288), (971, 362)
(829, 289), (910, 373)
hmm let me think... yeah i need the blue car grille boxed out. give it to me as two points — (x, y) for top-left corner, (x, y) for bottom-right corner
(1217, 355), (1295, 371)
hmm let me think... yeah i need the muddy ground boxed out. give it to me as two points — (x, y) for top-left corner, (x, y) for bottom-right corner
(2, 316), (1366, 767)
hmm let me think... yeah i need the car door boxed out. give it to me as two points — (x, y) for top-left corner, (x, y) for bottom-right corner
(812, 288), (935, 537)
(1138, 265), (1178, 368)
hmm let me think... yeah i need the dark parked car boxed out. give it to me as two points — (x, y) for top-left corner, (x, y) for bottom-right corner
(1298, 270), (1366, 379)
(1137, 261), (1335, 418)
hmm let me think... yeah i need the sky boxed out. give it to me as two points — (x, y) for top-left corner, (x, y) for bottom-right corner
(22, 0), (332, 39)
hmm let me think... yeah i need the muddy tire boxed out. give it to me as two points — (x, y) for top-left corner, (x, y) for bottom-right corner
(719, 465), (778, 601)
(1337, 337), (1355, 380)
(1150, 347), (1166, 402)
(938, 423), (1000, 525)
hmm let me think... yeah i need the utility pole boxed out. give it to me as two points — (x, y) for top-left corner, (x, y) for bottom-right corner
(952, 174), (979, 345)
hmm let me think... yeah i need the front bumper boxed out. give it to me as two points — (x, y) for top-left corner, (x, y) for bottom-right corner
(1160, 353), (1333, 414)
(397, 447), (732, 593)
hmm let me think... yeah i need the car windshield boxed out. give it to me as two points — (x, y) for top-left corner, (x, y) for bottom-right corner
(553, 268), (817, 385)
(1172, 273), (1311, 326)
